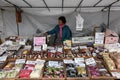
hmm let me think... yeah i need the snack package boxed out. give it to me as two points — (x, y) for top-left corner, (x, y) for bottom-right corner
(19, 69), (32, 78)
(4, 62), (15, 70)
(0, 70), (7, 78)
(30, 69), (41, 78)
(24, 64), (35, 71)
(43, 61), (64, 78)
(6, 70), (18, 78)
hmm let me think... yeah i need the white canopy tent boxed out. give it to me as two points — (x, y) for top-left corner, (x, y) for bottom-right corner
(0, 0), (120, 39)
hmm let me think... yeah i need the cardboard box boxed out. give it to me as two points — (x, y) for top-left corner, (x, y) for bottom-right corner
(105, 29), (119, 44)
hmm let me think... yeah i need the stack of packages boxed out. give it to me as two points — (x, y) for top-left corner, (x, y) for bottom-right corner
(110, 53), (120, 69)
(103, 53), (116, 70)
(19, 59), (45, 78)
(64, 58), (87, 78)
(43, 61), (64, 78)
(86, 57), (111, 77)
(0, 59), (26, 78)
(30, 59), (45, 78)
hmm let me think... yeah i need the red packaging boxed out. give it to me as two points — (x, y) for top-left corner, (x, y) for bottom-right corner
(24, 64), (35, 71)
(19, 69), (32, 78)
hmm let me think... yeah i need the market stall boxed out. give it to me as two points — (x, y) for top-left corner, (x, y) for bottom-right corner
(0, 0), (120, 80)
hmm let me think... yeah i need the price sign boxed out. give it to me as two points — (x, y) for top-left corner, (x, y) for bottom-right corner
(15, 59), (26, 64)
(35, 59), (45, 64)
(63, 59), (74, 64)
(34, 46), (41, 51)
(48, 61), (59, 67)
(74, 58), (84, 63)
(85, 57), (96, 65)
(26, 60), (36, 65)
(34, 37), (46, 46)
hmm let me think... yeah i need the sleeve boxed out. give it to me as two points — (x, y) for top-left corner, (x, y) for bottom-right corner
(66, 26), (72, 40)
(47, 25), (58, 35)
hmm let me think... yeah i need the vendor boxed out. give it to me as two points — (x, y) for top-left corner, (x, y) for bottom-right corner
(45, 16), (72, 44)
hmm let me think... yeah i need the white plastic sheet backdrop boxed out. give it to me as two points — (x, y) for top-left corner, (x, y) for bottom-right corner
(0, 9), (120, 40)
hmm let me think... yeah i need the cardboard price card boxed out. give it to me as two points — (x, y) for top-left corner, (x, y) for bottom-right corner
(35, 59), (45, 64)
(63, 59), (74, 64)
(15, 59), (26, 64)
(85, 57), (96, 65)
(34, 37), (46, 46)
(74, 58), (84, 63)
(48, 61), (59, 67)
(33, 46), (41, 51)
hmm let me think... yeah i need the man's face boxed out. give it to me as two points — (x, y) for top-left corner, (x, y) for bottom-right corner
(58, 20), (63, 25)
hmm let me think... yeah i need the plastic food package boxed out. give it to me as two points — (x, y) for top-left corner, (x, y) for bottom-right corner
(6, 70), (18, 78)
(66, 63), (87, 77)
(15, 63), (24, 69)
(24, 64), (35, 71)
(0, 70), (7, 78)
(88, 65), (100, 76)
(19, 69), (32, 78)
(43, 61), (64, 78)
(4, 62), (15, 70)
(30, 69), (41, 78)
(35, 64), (44, 70)
(103, 54), (116, 70)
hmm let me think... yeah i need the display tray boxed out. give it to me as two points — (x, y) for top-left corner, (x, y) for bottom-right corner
(89, 58), (115, 80)
(0, 59), (43, 80)
(41, 60), (65, 80)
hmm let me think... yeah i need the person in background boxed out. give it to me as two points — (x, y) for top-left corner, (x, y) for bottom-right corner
(45, 16), (72, 45)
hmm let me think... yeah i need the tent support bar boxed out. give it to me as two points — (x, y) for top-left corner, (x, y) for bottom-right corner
(23, 0), (32, 8)
(93, 0), (102, 7)
(62, 0), (64, 11)
(74, 0), (84, 11)
(4, 0), (20, 9)
(107, 6), (111, 28)
(1, 6), (120, 8)
(16, 22), (19, 36)
(101, 0), (120, 11)
(15, 7), (20, 36)
(43, 0), (50, 11)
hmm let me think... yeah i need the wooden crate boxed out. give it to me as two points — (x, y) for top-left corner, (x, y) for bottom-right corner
(41, 60), (65, 80)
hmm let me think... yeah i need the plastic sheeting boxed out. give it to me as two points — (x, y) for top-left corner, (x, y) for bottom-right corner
(0, 10), (120, 40)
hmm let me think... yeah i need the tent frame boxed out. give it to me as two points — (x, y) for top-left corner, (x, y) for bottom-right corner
(1, 0), (120, 35)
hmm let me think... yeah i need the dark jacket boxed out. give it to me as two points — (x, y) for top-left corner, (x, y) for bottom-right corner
(47, 25), (72, 42)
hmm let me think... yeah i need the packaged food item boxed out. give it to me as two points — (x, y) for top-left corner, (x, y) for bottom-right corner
(4, 62), (15, 70)
(63, 40), (72, 50)
(6, 70), (18, 78)
(30, 69), (41, 78)
(96, 60), (111, 77)
(15, 63), (24, 70)
(30, 59), (45, 78)
(24, 64), (35, 71)
(47, 49), (56, 58)
(56, 46), (63, 58)
(103, 53), (116, 70)
(88, 65), (100, 77)
(22, 49), (29, 55)
(66, 63), (87, 77)
(65, 50), (74, 58)
(0, 70), (7, 78)
(43, 61), (64, 78)
(19, 69), (32, 78)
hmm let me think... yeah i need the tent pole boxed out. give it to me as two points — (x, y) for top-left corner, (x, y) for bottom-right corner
(15, 7), (19, 36)
(107, 6), (111, 28)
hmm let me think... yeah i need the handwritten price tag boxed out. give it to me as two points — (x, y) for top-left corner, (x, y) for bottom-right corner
(85, 57), (96, 65)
